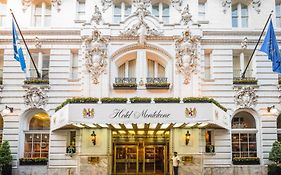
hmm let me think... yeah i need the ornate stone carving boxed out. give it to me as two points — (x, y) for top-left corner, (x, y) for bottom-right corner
(101, 0), (112, 12)
(221, 0), (231, 14)
(35, 37), (42, 49)
(23, 87), (48, 108)
(121, 0), (162, 45)
(91, 5), (102, 25)
(175, 30), (201, 84)
(241, 37), (248, 49)
(22, 0), (31, 11)
(171, 0), (182, 12)
(82, 30), (108, 84)
(51, 0), (62, 12)
(181, 4), (192, 25)
(252, 0), (261, 13)
(22, 0), (61, 12)
(234, 86), (257, 108)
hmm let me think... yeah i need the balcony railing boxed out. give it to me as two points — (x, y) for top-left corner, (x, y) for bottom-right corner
(145, 77), (170, 89)
(146, 77), (167, 83)
(115, 77), (136, 83)
(113, 77), (137, 89)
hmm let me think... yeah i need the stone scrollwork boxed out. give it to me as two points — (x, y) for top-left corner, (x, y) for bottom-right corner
(82, 30), (108, 84)
(221, 0), (231, 14)
(51, 0), (62, 12)
(252, 0), (261, 13)
(101, 0), (112, 12)
(22, 0), (32, 11)
(234, 86), (257, 108)
(175, 30), (201, 84)
(171, 0), (183, 12)
(91, 5), (102, 25)
(23, 87), (48, 108)
(181, 4), (192, 25)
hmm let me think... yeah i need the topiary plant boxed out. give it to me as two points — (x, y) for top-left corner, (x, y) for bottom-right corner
(269, 141), (281, 163)
(0, 140), (13, 175)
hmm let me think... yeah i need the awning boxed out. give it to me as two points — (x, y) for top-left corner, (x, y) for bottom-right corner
(51, 103), (230, 131)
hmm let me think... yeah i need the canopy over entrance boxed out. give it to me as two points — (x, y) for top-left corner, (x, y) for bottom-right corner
(51, 103), (230, 131)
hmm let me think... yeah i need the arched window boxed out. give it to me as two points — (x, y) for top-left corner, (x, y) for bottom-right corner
(277, 114), (281, 141)
(24, 112), (50, 158)
(231, 111), (257, 158)
(232, 3), (248, 28)
(0, 115), (3, 144)
(152, 2), (170, 23)
(118, 59), (136, 78)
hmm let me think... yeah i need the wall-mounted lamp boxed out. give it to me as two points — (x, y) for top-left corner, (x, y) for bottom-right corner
(91, 131), (96, 145)
(267, 105), (278, 113)
(185, 131), (191, 145)
(2, 105), (14, 115)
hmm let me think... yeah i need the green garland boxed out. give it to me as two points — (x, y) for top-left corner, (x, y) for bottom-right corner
(183, 97), (227, 112)
(101, 97), (127, 103)
(154, 97), (180, 103)
(130, 97), (151, 103)
(233, 79), (257, 84)
(113, 83), (137, 88)
(232, 157), (260, 165)
(145, 82), (170, 88)
(24, 79), (49, 84)
(55, 97), (99, 112)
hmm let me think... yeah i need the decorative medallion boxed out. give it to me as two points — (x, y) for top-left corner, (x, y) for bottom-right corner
(83, 108), (95, 118)
(175, 30), (201, 84)
(101, 0), (112, 12)
(185, 107), (197, 117)
(234, 86), (257, 108)
(23, 86), (48, 108)
(181, 4), (192, 25)
(121, 0), (162, 45)
(91, 5), (102, 25)
(82, 30), (108, 84)
(171, 0), (183, 12)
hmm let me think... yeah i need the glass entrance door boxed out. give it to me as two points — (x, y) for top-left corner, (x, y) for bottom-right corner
(114, 145), (138, 174)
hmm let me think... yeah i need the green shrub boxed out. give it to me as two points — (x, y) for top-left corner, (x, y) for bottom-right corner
(154, 97), (180, 103)
(113, 83), (137, 88)
(130, 97), (151, 103)
(233, 79), (257, 84)
(101, 97), (127, 103)
(183, 97), (227, 112)
(55, 97), (99, 112)
(232, 157), (260, 165)
(19, 157), (48, 165)
(0, 141), (13, 166)
(24, 79), (49, 84)
(145, 82), (170, 88)
(269, 141), (281, 163)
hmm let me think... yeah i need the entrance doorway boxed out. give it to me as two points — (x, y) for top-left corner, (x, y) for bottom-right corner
(112, 132), (169, 175)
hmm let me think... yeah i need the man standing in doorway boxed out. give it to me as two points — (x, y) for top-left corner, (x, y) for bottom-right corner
(172, 152), (180, 175)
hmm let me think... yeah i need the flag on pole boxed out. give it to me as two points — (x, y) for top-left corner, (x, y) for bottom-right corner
(260, 19), (281, 73)
(12, 20), (26, 72)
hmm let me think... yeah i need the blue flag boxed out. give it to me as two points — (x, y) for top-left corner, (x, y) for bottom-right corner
(12, 20), (26, 72)
(260, 19), (281, 73)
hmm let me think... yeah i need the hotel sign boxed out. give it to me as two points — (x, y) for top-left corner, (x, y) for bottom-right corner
(110, 109), (171, 119)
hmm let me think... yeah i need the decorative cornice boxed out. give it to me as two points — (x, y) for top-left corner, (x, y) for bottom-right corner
(111, 43), (172, 60)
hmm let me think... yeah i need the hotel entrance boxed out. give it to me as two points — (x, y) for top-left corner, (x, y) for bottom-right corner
(112, 127), (170, 175)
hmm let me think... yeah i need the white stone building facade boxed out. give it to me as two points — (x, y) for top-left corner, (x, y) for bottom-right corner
(0, 0), (280, 175)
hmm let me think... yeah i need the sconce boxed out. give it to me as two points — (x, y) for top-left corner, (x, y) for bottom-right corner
(185, 131), (191, 145)
(267, 105), (277, 113)
(91, 131), (96, 145)
(2, 105), (14, 115)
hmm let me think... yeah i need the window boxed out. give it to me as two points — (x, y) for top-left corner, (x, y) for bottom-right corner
(34, 2), (51, 27)
(276, 1), (281, 27)
(232, 3), (248, 28)
(0, 2), (7, 27)
(198, 0), (206, 20)
(118, 59), (136, 78)
(233, 50), (252, 78)
(152, 3), (170, 23)
(0, 115), (3, 144)
(24, 112), (50, 158)
(147, 59), (165, 78)
(28, 50), (50, 80)
(70, 50), (79, 80)
(277, 115), (281, 142)
(76, 0), (85, 21)
(113, 2), (132, 23)
(231, 112), (257, 158)
(0, 49), (3, 84)
(204, 50), (212, 79)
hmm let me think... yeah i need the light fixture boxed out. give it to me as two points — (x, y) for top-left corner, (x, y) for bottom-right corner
(91, 131), (96, 145)
(2, 105), (14, 115)
(185, 131), (191, 145)
(267, 105), (278, 113)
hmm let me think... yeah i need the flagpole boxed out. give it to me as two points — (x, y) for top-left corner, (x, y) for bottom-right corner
(241, 10), (274, 79)
(10, 9), (41, 79)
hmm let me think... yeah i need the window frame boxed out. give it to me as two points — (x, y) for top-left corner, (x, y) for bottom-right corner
(28, 50), (50, 80)
(232, 3), (248, 28)
(33, 2), (52, 27)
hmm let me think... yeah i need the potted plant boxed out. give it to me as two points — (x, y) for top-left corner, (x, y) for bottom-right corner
(130, 97), (151, 103)
(113, 82), (137, 89)
(0, 141), (13, 175)
(205, 144), (215, 153)
(145, 82), (170, 89)
(232, 157), (260, 165)
(24, 79), (49, 85)
(268, 141), (281, 174)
